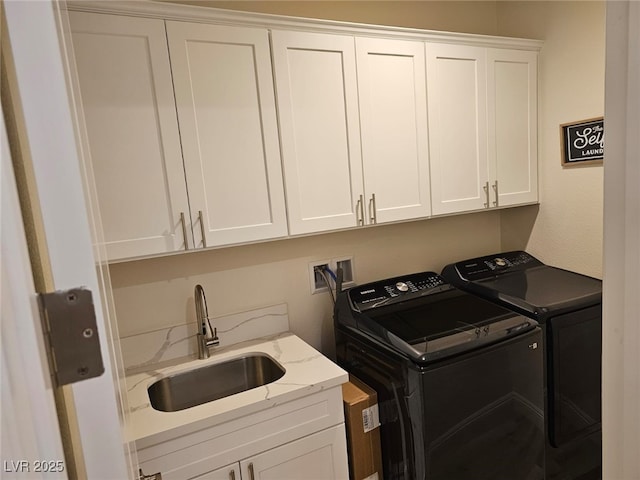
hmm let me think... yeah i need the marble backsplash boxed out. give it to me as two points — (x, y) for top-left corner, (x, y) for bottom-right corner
(119, 303), (289, 372)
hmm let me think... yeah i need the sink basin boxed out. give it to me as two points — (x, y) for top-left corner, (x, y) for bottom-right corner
(148, 353), (285, 412)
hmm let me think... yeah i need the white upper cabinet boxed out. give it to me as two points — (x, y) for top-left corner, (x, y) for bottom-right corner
(192, 463), (240, 479)
(487, 48), (538, 207)
(271, 30), (364, 235)
(427, 43), (538, 215)
(69, 12), (191, 260)
(70, 3), (540, 259)
(166, 22), (288, 248)
(272, 31), (432, 234)
(426, 43), (489, 215)
(356, 37), (431, 223)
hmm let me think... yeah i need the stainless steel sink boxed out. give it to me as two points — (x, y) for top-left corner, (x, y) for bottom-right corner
(148, 353), (285, 412)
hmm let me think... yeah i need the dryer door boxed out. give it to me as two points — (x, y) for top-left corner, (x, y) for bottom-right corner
(548, 304), (602, 446)
(422, 329), (545, 480)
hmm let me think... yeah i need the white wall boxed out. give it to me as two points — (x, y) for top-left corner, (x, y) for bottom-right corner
(110, 212), (501, 355)
(163, 0), (500, 35)
(498, 1), (605, 278)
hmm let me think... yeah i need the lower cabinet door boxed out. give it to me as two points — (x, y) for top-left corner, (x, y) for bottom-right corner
(194, 462), (240, 480)
(241, 425), (349, 480)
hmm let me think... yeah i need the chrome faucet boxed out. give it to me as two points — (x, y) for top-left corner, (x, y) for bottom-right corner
(195, 284), (219, 359)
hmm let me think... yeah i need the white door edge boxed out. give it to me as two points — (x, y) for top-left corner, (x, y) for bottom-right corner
(3, 1), (133, 478)
(1, 99), (68, 480)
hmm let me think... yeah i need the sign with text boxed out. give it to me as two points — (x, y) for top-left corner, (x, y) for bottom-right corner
(561, 117), (604, 166)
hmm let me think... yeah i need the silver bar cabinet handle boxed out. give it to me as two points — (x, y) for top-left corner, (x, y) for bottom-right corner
(369, 193), (377, 224)
(248, 463), (255, 480)
(138, 468), (162, 480)
(483, 181), (490, 208)
(356, 195), (364, 226)
(492, 180), (499, 207)
(198, 210), (207, 248)
(229, 469), (235, 480)
(180, 212), (188, 251)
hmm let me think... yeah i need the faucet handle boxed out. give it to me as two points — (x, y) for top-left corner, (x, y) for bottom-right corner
(206, 330), (220, 348)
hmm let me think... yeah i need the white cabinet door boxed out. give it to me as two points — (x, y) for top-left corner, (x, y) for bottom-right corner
(166, 22), (288, 248)
(356, 37), (431, 223)
(241, 425), (349, 480)
(70, 12), (191, 259)
(487, 49), (538, 207)
(272, 30), (364, 235)
(194, 462), (240, 480)
(426, 43), (489, 215)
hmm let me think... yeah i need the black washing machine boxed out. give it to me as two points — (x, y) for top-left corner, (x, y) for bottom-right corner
(442, 251), (602, 480)
(334, 271), (545, 480)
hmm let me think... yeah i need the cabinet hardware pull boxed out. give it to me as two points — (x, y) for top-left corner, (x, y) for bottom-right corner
(483, 181), (490, 208)
(180, 212), (189, 251)
(356, 195), (364, 226)
(492, 180), (499, 207)
(198, 210), (207, 248)
(229, 469), (235, 480)
(369, 193), (377, 224)
(138, 468), (162, 480)
(248, 462), (255, 480)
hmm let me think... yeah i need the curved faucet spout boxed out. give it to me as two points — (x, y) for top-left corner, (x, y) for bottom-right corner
(195, 284), (207, 334)
(194, 284), (219, 359)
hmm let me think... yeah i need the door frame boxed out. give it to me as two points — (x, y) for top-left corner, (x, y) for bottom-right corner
(602, 1), (640, 478)
(1, 97), (68, 480)
(2, 1), (133, 478)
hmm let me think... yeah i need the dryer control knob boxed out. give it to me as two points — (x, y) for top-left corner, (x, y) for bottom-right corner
(494, 258), (507, 267)
(396, 282), (409, 292)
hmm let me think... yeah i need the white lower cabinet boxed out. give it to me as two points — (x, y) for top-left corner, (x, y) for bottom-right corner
(136, 387), (349, 480)
(239, 426), (349, 480)
(196, 426), (348, 480)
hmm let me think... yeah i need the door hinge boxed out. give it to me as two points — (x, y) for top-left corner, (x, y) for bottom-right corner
(38, 288), (104, 387)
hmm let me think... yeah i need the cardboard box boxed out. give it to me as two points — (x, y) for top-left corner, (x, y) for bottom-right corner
(342, 375), (383, 480)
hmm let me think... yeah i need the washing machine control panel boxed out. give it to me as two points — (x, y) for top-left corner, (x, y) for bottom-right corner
(450, 251), (544, 281)
(349, 271), (448, 311)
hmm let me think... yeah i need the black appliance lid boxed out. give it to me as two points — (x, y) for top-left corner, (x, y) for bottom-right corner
(344, 271), (536, 363)
(362, 288), (524, 341)
(441, 251), (602, 318)
(477, 266), (601, 309)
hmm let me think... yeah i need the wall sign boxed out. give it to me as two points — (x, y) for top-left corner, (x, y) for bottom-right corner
(560, 117), (604, 167)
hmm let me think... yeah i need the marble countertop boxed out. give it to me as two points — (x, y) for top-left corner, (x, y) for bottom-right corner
(125, 332), (348, 448)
